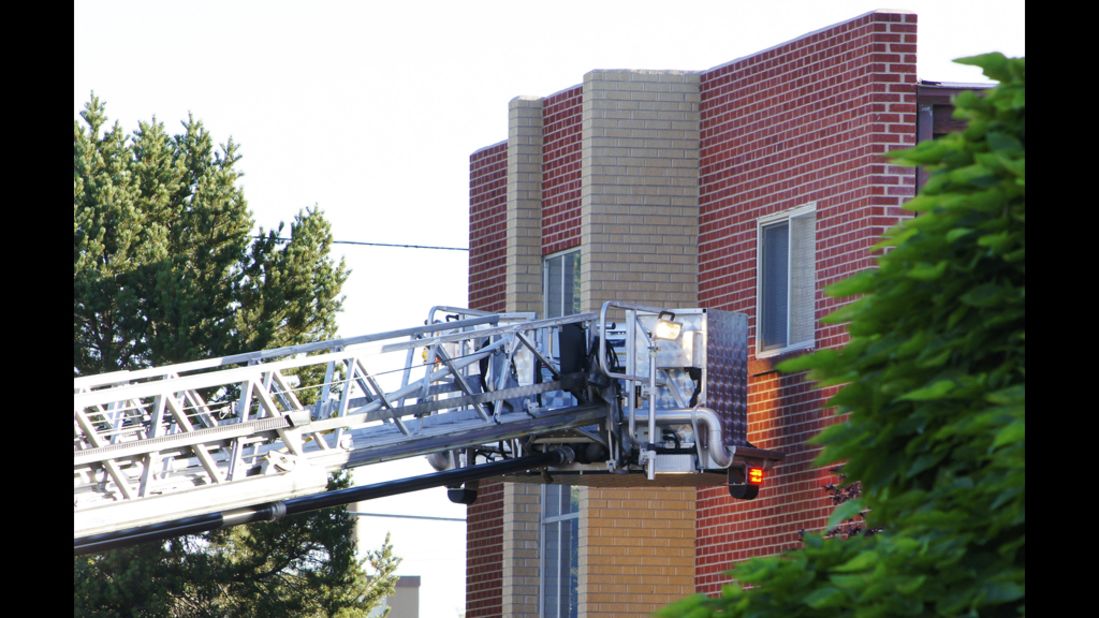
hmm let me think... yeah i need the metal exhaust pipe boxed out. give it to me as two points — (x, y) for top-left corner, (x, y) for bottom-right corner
(633, 407), (736, 468)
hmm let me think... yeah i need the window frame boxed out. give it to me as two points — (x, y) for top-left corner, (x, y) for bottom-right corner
(755, 202), (817, 358)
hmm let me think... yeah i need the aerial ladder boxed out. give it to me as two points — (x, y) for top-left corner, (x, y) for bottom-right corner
(74, 301), (783, 554)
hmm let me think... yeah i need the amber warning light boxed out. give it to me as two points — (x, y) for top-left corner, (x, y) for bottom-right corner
(748, 467), (764, 485)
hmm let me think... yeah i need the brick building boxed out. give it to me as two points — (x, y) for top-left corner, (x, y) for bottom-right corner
(465, 11), (977, 617)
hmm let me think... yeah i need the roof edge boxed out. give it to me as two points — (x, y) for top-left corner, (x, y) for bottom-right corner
(702, 10), (915, 75)
(470, 139), (507, 157)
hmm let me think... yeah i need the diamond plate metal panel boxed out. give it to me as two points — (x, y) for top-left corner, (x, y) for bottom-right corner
(703, 310), (748, 447)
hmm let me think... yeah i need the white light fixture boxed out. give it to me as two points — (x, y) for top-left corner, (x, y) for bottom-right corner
(652, 311), (683, 341)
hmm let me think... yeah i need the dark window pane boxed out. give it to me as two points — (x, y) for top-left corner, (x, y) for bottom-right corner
(547, 256), (563, 318)
(559, 517), (570, 614)
(571, 516), (580, 611)
(543, 520), (560, 618)
(545, 484), (561, 518)
(761, 222), (789, 349)
(566, 251), (581, 315)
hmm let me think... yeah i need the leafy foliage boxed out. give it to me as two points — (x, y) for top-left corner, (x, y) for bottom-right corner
(806, 468), (881, 541)
(74, 95), (346, 374)
(660, 53), (1024, 617)
(74, 97), (400, 616)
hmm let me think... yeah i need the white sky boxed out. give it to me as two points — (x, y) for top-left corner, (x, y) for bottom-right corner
(74, 2), (1023, 615)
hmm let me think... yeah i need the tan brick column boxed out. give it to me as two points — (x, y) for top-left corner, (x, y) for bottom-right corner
(507, 96), (545, 314)
(578, 486), (696, 617)
(502, 482), (542, 617)
(580, 70), (700, 311)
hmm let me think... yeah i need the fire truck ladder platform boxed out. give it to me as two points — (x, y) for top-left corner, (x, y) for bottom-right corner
(74, 302), (782, 543)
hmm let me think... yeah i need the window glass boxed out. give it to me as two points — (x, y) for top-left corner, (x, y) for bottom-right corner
(565, 250), (581, 316)
(563, 516), (578, 618)
(547, 257), (564, 319)
(541, 484), (579, 618)
(789, 212), (816, 344)
(542, 519), (560, 617)
(760, 222), (789, 350)
(545, 250), (581, 318)
(544, 485), (561, 518)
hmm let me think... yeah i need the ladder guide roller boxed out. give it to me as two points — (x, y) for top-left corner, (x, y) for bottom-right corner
(74, 301), (782, 542)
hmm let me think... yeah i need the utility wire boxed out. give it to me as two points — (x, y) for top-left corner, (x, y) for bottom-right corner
(346, 511), (466, 523)
(255, 236), (468, 252)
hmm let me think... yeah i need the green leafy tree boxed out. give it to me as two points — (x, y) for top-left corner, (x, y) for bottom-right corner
(74, 97), (345, 373)
(660, 53), (1024, 617)
(74, 96), (400, 616)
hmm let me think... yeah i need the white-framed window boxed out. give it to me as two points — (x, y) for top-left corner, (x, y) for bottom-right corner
(756, 203), (816, 357)
(540, 484), (580, 618)
(544, 249), (581, 319)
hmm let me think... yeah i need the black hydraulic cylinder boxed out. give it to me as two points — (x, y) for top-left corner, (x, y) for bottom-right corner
(75, 447), (574, 556)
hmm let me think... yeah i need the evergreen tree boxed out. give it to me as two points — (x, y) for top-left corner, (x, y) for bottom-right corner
(74, 96), (400, 616)
(660, 53), (1024, 617)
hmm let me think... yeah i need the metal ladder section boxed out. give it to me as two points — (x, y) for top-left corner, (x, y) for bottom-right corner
(74, 302), (782, 538)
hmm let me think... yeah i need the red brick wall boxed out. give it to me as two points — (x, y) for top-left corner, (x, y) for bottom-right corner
(541, 86), (583, 256)
(694, 11), (918, 593)
(465, 479), (504, 617)
(469, 142), (508, 313)
(467, 143), (508, 615)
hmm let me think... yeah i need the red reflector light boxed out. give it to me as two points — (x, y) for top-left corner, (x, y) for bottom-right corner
(748, 467), (764, 485)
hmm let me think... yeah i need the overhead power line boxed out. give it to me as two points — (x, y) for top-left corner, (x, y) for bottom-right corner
(346, 511), (466, 523)
(255, 236), (469, 252)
